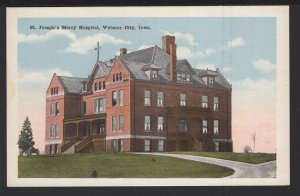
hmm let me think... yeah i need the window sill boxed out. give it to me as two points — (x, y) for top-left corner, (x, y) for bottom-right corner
(144, 105), (151, 107)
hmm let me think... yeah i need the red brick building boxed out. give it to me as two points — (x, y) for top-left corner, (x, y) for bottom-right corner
(45, 35), (232, 154)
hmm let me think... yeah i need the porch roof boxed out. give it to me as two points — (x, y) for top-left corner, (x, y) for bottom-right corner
(63, 113), (106, 125)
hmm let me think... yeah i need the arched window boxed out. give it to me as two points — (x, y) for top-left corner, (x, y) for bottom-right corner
(120, 72), (123, 81)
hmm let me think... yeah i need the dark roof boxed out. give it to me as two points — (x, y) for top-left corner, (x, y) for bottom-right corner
(57, 76), (86, 94)
(118, 45), (231, 89)
(56, 44), (231, 92)
(89, 61), (111, 79)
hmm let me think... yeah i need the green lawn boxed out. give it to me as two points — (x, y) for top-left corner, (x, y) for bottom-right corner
(168, 152), (276, 164)
(18, 152), (234, 178)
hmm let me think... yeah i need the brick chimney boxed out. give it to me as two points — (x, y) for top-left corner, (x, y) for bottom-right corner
(162, 35), (175, 54)
(120, 48), (127, 55)
(169, 43), (177, 83)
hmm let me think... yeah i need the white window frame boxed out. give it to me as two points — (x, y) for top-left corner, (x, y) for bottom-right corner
(214, 96), (219, 111)
(144, 115), (151, 131)
(202, 119), (208, 134)
(94, 98), (106, 113)
(180, 93), (187, 106)
(119, 90), (124, 106)
(157, 116), (164, 132)
(112, 91), (118, 107)
(215, 142), (220, 152)
(50, 124), (54, 138)
(202, 96), (208, 108)
(158, 140), (164, 152)
(152, 70), (158, 79)
(119, 115), (124, 132)
(214, 119), (219, 134)
(144, 139), (151, 152)
(112, 116), (116, 132)
(157, 91), (164, 107)
(55, 124), (59, 138)
(144, 90), (151, 106)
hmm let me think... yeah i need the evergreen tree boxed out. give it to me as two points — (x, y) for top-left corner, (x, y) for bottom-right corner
(18, 116), (34, 154)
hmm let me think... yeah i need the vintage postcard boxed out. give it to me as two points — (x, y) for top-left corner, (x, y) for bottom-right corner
(7, 6), (289, 186)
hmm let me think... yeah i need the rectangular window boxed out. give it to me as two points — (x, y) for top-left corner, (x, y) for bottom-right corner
(94, 83), (97, 91)
(119, 115), (124, 132)
(178, 119), (187, 132)
(103, 81), (106, 89)
(157, 116), (164, 132)
(202, 119), (208, 133)
(50, 103), (53, 116)
(202, 96), (208, 108)
(215, 142), (220, 152)
(112, 91), (117, 106)
(81, 101), (86, 115)
(177, 73), (182, 81)
(94, 98), (106, 113)
(144, 115), (151, 131)
(82, 83), (87, 92)
(112, 116), (116, 132)
(158, 140), (164, 152)
(186, 74), (191, 82)
(50, 124), (54, 138)
(118, 139), (123, 152)
(182, 73), (186, 81)
(55, 102), (59, 115)
(214, 97), (219, 111)
(180, 93), (186, 106)
(214, 120), (219, 134)
(111, 140), (115, 151)
(209, 77), (214, 84)
(144, 139), (151, 152)
(157, 91), (164, 106)
(98, 82), (102, 90)
(55, 124), (59, 138)
(119, 90), (124, 106)
(153, 70), (158, 79)
(97, 122), (105, 134)
(144, 90), (151, 106)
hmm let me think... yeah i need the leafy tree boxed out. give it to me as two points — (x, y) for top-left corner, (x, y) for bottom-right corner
(18, 117), (34, 155)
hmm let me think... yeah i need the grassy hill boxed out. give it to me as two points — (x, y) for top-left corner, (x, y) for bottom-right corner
(18, 152), (234, 178)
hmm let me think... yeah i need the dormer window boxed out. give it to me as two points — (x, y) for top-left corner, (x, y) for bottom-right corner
(153, 71), (158, 79)
(177, 73), (191, 83)
(82, 83), (87, 92)
(208, 77), (214, 84)
(186, 74), (191, 82)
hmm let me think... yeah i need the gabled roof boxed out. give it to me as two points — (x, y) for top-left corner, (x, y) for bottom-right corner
(89, 61), (111, 79)
(56, 76), (86, 94)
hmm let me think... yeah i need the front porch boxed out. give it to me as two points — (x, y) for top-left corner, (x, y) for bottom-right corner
(165, 105), (214, 152)
(62, 114), (106, 153)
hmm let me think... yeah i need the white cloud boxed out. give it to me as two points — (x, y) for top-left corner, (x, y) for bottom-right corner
(137, 45), (154, 50)
(252, 59), (276, 73)
(18, 30), (131, 55)
(18, 68), (73, 85)
(18, 30), (76, 43)
(64, 33), (131, 55)
(195, 63), (217, 70)
(160, 30), (198, 46)
(227, 37), (246, 47)
(175, 36), (245, 59)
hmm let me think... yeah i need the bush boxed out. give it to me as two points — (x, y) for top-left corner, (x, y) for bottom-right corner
(243, 145), (252, 153)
